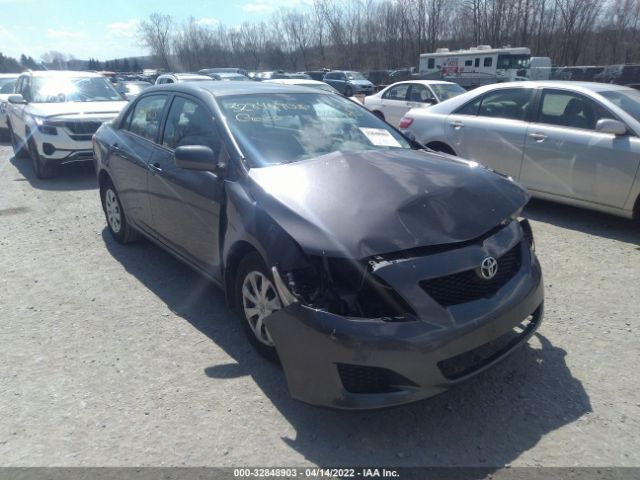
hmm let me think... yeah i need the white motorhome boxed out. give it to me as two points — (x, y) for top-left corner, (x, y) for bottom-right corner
(419, 46), (531, 88)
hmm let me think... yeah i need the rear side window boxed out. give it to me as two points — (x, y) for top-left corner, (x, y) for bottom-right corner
(478, 88), (532, 121)
(162, 96), (220, 153)
(127, 94), (168, 142)
(384, 84), (409, 100)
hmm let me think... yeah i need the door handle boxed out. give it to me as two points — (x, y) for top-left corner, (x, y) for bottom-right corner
(148, 162), (163, 173)
(449, 120), (464, 129)
(529, 132), (547, 141)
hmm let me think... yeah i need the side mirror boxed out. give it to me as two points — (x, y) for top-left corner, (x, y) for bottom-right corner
(8, 94), (26, 104)
(422, 98), (437, 106)
(174, 145), (218, 171)
(596, 118), (627, 136)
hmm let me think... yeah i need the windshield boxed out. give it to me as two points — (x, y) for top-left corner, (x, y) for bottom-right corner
(497, 54), (531, 70)
(30, 76), (123, 103)
(600, 89), (640, 122)
(219, 92), (410, 167)
(346, 71), (366, 80)
(430, 83), (466, 101)
(0, 79), (17, 94)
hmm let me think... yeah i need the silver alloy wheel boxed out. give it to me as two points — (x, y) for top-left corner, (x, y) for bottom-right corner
(241, 270), (282, 346)
(105, 188), (122, 234)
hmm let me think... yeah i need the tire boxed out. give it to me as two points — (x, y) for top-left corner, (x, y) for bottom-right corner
(8, 124), (28, 159)
(28, 136), (54, 179)
(101, 179), (139, 244)
(344, 85), (354, 97)
(234, 252), (282, 361)
(372, 110), (385, 121)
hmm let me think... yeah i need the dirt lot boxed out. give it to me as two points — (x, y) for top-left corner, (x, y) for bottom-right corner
(1, 142), (639, 468)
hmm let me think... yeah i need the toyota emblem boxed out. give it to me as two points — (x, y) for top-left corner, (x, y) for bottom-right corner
(479, 256), (498, 280)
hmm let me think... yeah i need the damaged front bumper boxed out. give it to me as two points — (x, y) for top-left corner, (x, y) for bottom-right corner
(264, 221), (544, 410)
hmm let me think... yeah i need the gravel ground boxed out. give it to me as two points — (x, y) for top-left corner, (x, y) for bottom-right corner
(1, 142), (639, 468)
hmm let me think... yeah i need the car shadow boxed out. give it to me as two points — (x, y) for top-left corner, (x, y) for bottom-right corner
(9, 154), (97, 191)
(524, 198), (639, 245)
(102, 229), (591, 468)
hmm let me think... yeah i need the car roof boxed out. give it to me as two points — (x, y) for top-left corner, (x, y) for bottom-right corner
(161, 73), (211, 80)
(149, 80), (333, 97)
(475, 80), (634, 93)
(22, 70), (103, 78)
(263, 79), (326, 85)
(389, 80), (459, 86)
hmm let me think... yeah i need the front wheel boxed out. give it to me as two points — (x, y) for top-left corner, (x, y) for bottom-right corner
(101, 179), (139, 244)
(28, 137), (54, 179)
(9, 124), (28, 159)
(344, 85), (354, 97)
(234, 252), (282, 361)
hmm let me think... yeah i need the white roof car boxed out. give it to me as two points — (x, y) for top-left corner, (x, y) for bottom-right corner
(6, 70), (127, 179)
(363, 80), (466, 127)
(401, 80), (640, 219)
(155, 73), (212, 85)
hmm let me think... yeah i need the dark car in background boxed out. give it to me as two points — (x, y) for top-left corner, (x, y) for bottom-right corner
(93, 81), (543, 409)
(323, 70), (375, 96)
(198, 67), (249, 78)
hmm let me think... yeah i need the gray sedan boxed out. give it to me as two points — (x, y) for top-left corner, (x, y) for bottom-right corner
(402, 81), (640, 219)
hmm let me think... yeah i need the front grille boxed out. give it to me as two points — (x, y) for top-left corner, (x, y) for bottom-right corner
(64, 121), (103, 135)
(438, 311), (540, 380)
(420, 242), (522, 307)
(337, 364), (417, 394)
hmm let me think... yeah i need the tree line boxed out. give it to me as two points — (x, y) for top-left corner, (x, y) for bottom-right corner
(138, 0), (640, 73)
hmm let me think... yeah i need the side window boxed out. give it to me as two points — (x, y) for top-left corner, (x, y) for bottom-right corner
(454, 96), (482, 116)
(484, 57), (493, 67)
(465, 60), (473, 67)
(127, 95), (168, 142)
(15, 77), (24, 95)
(407, 84), (435, 103)
(339, 73), (347, 81)
(538, 90), (615, 130)
(383, 84), (409, 101)
(427, 58), (435, 69)
(162, 97), (220, 153)
(325, 73), (335, 80)
(478, 88), (532, 121)
(475, 58), (480, 67)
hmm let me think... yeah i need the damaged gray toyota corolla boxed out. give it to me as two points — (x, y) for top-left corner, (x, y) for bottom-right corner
(94, 82), (543, 410)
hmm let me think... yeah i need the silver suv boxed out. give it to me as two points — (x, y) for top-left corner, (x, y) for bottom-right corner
(7, 71), (127, 179)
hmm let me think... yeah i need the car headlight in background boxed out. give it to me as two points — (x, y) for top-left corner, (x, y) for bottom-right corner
(33, 116), (58, 135)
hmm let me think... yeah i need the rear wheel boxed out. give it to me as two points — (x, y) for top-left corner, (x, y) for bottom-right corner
(8, 124), (27, 159)
(426, 142), (456, 155)
(28, 137), (54, 179)
(101, 179), (139, 244)
(234, 252), (282, 361)
(372, 110), (385, 121)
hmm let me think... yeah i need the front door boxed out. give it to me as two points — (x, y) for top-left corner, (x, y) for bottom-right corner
(380, 83), (411, 126)
(520, 89), (640, 208)
(147, 94), (225, 278)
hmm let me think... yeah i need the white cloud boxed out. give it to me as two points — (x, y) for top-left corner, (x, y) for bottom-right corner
(195, 17), (220, 27)
(47, 28), (85, 39)
(107, 20), (139, 38)
(242, 0), (312, 13)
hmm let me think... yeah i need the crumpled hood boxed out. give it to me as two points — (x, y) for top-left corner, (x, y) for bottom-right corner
(27, 101), (127, 119)
(248, 150), (529, 259)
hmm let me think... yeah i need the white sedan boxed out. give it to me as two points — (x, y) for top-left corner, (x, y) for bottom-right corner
(363, 80), (465, 126)
(0, 74), (19, 133)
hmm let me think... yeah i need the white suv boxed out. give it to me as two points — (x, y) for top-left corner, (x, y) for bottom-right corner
(7, 71), (127, 179)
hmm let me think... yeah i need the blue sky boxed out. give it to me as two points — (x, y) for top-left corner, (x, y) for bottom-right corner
(0, 0), (312, 61)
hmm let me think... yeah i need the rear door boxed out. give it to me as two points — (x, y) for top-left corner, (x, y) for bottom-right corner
(520, 88), (640, 208)
(108, 93), (170, 231)
(147, 94), (225, 277)
(8, 76), (29, 139)
(380, 83), (411, 126)
(445, 87), (534, 179)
